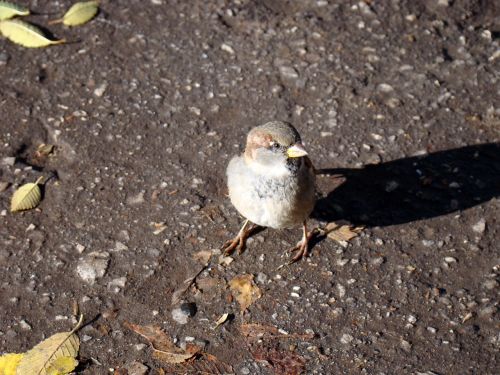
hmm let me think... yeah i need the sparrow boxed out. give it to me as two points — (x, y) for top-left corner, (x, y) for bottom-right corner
(222, 121), (316, 262)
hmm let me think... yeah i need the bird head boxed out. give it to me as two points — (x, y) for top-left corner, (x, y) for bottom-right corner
(244, 121), (308, 175)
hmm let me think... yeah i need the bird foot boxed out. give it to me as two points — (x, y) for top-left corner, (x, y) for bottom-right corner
(288, 239), (309, 263)
(287, 228), (316, 263)
(221, 235), (246, 256)
(221, 222), (257, 256)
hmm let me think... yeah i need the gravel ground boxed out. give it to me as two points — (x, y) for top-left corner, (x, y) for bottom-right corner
(1, 0), (499, 374)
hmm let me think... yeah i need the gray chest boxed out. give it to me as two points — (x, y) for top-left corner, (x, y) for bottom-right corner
(253, 175), (298, 200)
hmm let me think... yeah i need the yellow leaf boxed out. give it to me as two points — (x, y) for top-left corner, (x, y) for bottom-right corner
(228, 274), (262, 312)
(0, 353), (24, 375)
(0, 1), (29, 20)
(0, 19), (64, 48)
(10, 177), (43, 212)
(61, 1), (99, 26)
(45, 356), (78, 375)
(15, 315), (83, 375)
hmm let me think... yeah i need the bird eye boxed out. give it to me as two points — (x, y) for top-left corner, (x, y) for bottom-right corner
(270, 142), (280, 150)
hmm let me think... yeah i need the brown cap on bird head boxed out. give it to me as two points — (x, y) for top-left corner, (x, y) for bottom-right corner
(245, 121), (308, 160)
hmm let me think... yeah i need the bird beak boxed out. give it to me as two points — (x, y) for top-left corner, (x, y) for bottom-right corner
(286, 143), (308, 158)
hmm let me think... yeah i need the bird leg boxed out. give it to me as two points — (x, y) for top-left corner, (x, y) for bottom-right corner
(222, 219), (258, 256)
(288, 221), (315, 263)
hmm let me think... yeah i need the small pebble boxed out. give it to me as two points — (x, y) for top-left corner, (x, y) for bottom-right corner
(172, 302), (196, 324)
(337, 284), (346, 298)
(1, 157), (15, 166)
(482, 279), (498, 290)
(340, 333), (354, 344)
(124, 361), (149, 375)
(279, 66), (299, 80)
(472, 219), (486, 234)
(76, 252), (110, 285)
(171, 308), (189, 324)
(19, 320), (32, 330)
(93, 82), (108, 97)
(108, 277), (127, 289)
(400, 339), (412, 352)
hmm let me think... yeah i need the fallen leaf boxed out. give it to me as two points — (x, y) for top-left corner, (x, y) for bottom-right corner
(0, 1), (29, 20)
(45, 356), (78, 375)
(124, 322), (197, 364)
(323, 223), (364, 246)
(16, 315), (83, 375)
(192, 250), (212, 264)
(153, 343), (200, 365)
(214, 313), (229, 328)
(11, 176), (43, 212)
(51, 1), (99, 26)
(251, 346), (305, 375)
(35, 144), (55, 158)
(0, 353), (24, 375)
(228, 274), (262, 312)
(0, 19), (65, 47)
(160, 353), (233, 375)
(171, 264), (208, 306)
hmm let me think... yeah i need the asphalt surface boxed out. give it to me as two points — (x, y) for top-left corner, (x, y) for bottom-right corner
(1, 1), (499, 374)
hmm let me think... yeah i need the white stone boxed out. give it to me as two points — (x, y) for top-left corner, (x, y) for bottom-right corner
(76, 252), (110, 284)
(472, 218), (486, 234)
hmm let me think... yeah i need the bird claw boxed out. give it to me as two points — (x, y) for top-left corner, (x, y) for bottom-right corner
(287, 240), (308, 264)
(222, 222), (257, 257)
(286, 227), (316, 264)
(221, 236), (245, 256)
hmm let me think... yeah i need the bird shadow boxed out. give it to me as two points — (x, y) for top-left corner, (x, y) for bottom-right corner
(312, 142), (500, 229)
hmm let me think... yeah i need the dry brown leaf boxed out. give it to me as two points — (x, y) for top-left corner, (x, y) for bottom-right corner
(192, 250), (212, 264)
(324, 223), (364, 245)
(170, 264), (208, 306)
(124, 322), (197, 364)
(35, 144), (55, 158)
(152, 345), (199, 364)
(228, 274), (262, 312)
(160, 352), (233, 375)
(251, 346), (306, 375)
(124, 322), (175, 351)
